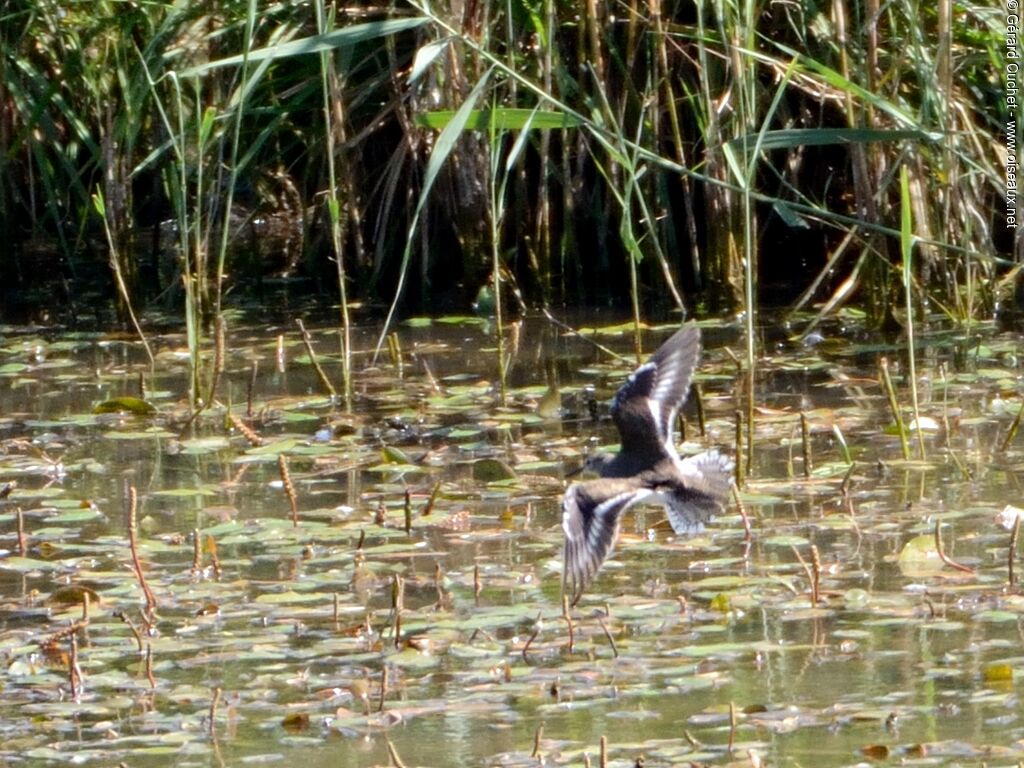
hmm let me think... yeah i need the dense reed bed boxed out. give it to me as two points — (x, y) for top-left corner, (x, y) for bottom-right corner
(0, 1), (1009, 331)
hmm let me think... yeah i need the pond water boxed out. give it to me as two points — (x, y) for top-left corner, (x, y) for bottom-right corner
(1, 313), (1023, 766)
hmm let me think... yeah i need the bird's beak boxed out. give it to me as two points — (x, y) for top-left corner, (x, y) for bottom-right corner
(565, 463), (585, 478)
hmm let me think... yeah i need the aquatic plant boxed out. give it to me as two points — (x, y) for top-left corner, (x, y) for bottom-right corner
(0, 0), (1004, 329)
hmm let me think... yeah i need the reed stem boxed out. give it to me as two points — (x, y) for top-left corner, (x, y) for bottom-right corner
(900, 166), (926, 461)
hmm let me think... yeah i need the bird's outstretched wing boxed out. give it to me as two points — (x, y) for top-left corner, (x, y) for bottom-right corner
(611, 324), (701, 461)
(561, 482), (655, 606)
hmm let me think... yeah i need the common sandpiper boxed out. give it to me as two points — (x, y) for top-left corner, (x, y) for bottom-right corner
(562, 323), (734, 605)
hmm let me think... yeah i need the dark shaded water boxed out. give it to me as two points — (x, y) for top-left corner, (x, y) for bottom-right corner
(0, 314), (1023, 766)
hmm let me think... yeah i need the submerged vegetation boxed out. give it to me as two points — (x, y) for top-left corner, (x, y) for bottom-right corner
(1, 316), (1024, 765)
(0, 0), (1011, 330)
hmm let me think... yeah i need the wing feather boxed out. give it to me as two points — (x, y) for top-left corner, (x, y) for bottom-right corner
(609, 324), (701, 461)
(561, 483), (655, 606)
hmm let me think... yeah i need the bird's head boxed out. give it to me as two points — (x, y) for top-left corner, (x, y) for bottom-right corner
(567, 451), (615, 478)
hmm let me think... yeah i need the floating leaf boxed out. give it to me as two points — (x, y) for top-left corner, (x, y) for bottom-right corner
(382, 445), (414, 465)
(281, 712), (311, 733)
(471, 458), (516, 482)
(577, 321), (651, 336)
(897, 534), (942, 573)
(860, 744), (890, 760)
(246, 438), (301, 456)
(0, 556), (62, 572)
(179, 436), (231, 454)
(763, 535), (810, 547)
(152, 485), (220, 498)
(983, 663), (1014, 682)
(93, 396), (157, 415)
(104, 428), (177, 440)
(709, 593), (731, 612)
(47, 584), (102, 606)
(435, 315), (486, 326)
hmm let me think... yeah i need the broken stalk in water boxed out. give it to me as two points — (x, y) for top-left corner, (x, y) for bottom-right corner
(879, 357), (910, 460)
(933, 521), (973, 574)
(378, 665), (389, 712)
(433, 563), (448, 609)
(562, 594), (575, 654)
(421, 482), (441, 516)
(800, 412), (812, 478)
(841, 463), (857, 497)
(385, 738), (406, 768)
(732, 484), (752, 543)
(191, 528), (201, 576)
(522, 612), (541, 662)
(355, 528), (365, 558)
(694, 382), (706, 437)
(69, 628), (81, 700)
(734, 409), (744, 489)
(811, 545), (822, 605)
(144, 642), (156, 689)
(832, 424), (853, 465)
(728, 700), (737, 753)
(114, 610), (143, 653)
(15, 506), (25, 556)
(1001, 399), (1024, 453)
(391, 574), (404, 648)
(386, 330), (403, 375)
(596, 614), (618, 658)
(277, 454), (299, 527)
(296, 319), (337, 399)
(126, 485), (158, 626)
(246, 359), (258, 418)
(206, 314), (225, 409)
(792, 545), (819, 607)
(1010, 515), (1021, 587)
(208, 535), (222, 579)
(209, 686), (221, 738)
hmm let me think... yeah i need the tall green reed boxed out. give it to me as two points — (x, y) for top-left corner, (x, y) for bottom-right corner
(313, 0), (353, 411)
(901, 165), (926, 461)
(0, 0), (1007, 356)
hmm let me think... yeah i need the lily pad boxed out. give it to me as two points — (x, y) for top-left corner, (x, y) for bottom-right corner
(93, 396), (157, 415)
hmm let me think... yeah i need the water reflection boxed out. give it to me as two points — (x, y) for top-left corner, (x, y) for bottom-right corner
(0, 316), (1021, 765)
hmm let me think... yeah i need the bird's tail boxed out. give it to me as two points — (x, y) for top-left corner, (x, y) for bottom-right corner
(688, 449), (735, 500)
(666, 449), (735, 533)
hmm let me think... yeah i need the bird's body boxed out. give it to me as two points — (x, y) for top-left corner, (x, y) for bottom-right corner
(561, 324), (734, 606)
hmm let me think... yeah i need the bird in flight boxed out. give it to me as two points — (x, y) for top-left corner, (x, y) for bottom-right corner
(562, 324), (734, 606)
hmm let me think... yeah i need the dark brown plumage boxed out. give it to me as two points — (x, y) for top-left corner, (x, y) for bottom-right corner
(562, 324), (734, 606)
